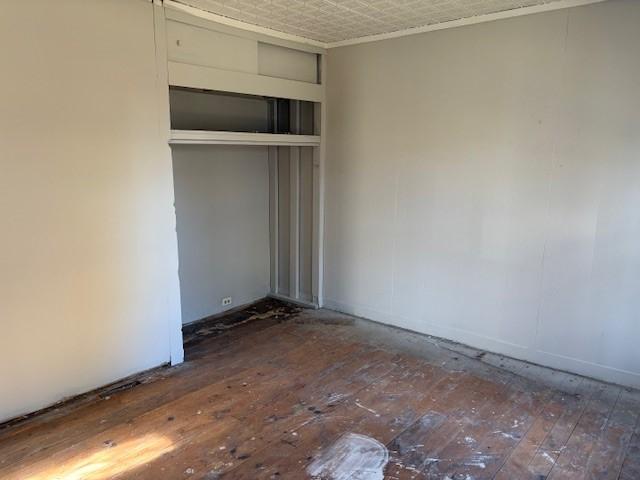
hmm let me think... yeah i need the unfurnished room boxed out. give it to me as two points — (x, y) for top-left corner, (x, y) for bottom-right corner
(1, 0), (639, 478)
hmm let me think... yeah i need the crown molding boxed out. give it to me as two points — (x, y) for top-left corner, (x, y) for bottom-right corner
(164, 0), (608, 50)
(327, 0), (608, 48)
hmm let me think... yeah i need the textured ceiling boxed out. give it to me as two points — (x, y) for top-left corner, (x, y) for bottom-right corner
(175, 0), (570, 44)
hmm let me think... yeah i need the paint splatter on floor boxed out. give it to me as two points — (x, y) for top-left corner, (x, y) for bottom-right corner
(307, 433), (389, 480)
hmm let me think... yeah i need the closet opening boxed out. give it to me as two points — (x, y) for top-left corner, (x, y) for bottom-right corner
(168, 86), (321, 339)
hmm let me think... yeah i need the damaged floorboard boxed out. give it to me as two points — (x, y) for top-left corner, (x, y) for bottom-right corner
(0, 300), (638, 479)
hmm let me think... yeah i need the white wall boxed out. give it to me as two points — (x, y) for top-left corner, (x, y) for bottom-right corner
(0, 0), (183, 421)
(325, 0), (640, 387)
(172, 145), (270, 323)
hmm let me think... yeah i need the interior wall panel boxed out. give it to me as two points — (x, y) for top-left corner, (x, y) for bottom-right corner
(167, 19), (258, 73)
(0, 0), (182, 422)
(172, 145), (270, 323)
(258, 42), (318, 83)
(325, 0), (640, 387)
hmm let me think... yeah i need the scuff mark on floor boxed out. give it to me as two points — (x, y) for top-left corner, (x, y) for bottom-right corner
(307, 432), (389, 480)
(355, 401), (380, 416)
(492, 430), (519, 440)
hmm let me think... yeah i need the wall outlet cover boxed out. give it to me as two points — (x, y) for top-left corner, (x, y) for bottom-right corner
(221, 297), (233, 306)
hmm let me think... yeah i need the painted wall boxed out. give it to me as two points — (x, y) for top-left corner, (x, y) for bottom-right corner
(0, 0), (183, 421)
(325, 0), (640, 387)
(172, 145), (270, 323)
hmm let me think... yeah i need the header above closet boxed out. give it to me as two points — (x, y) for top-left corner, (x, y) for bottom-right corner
(164, 8), (324, 103)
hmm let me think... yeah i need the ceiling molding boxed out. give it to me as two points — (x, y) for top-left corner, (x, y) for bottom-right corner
(165, 0), (609, 50)
(326, 0), (608, 48)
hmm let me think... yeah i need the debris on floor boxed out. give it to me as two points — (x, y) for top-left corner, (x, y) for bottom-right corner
(182, 298), (302, 348)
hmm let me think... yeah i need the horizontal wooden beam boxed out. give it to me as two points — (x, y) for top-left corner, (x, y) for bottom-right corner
(168, 61), (323, 102)
(169, 130), (321, 147)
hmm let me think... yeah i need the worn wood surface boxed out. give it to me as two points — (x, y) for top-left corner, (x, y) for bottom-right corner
(1, 301), (638, 479)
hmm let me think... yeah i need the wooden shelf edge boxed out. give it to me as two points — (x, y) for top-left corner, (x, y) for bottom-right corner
(169, 130), (321, 147)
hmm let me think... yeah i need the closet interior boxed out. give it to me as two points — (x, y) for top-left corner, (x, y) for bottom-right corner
(161, 6), (325, 326)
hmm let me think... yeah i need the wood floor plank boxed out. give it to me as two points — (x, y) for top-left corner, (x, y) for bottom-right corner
(493, 388), (569, 479)
(433, 382), (554, 479)
(0, 334), (359, 479)
(122, 345), (399, 479)
(0, 302), (637, 480)
(524, 378), (603, 479)
(546, 384), (622, 480)
(619, 402), (640, 480)
(583, 389), (640, 480)
(0, 328), (309, 471)
(0, 321), (298, 445)
(225, 356), (458, 479)
(385, 374), (501, 479)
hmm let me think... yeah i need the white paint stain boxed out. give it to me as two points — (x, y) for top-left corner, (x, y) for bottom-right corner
(542, 452), (556, 464)
(307, 433), (389, 480)
(355, 401), (380, 417)
(327, 392), (348, 403)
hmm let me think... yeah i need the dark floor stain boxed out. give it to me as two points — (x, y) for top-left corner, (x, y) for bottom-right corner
(182, 298), (302, 348)
(295, 316), (354, 326)
(99, 380), (142, 399)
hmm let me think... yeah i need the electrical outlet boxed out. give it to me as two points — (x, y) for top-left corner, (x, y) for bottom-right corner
(221, 297), (232, 307)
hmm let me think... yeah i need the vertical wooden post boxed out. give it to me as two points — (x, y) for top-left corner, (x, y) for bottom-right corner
(289, 146), (300, 300)
(313, 54), (327, 307)
(153, 0), (184, 364)
(268, 146), (279, 295)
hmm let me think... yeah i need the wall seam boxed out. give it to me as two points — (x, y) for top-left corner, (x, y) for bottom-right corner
(532, 7), (572, 352)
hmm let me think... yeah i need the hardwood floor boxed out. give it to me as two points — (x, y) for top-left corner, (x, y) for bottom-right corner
(1, 301), (638, 479)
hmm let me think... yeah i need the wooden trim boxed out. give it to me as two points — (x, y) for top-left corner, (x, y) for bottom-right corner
(169, 130), (321, 146)
(289, 147), (300, 300)
(168, 61), (323, 102)
(311, 146), (321, 306)
(315, 57), (327, 307)
(268, 147), (279, 295)
(153, 1), (185, 366)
